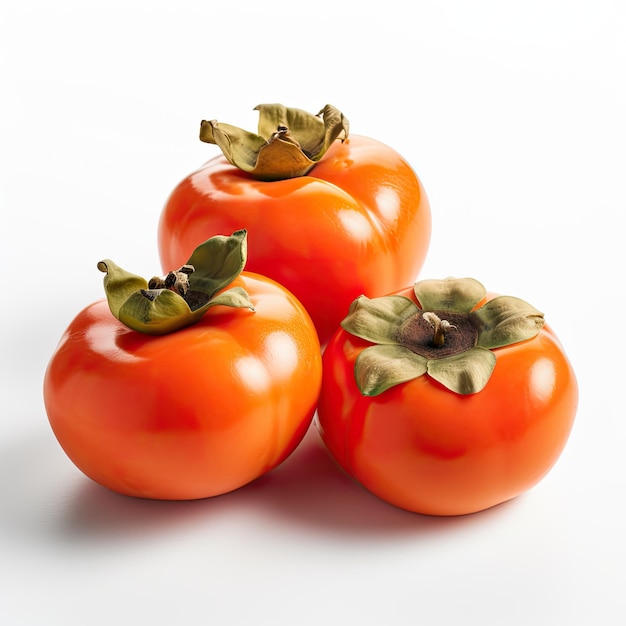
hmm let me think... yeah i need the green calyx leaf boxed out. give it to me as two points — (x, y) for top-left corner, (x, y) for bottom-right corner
(343, 277), (545, 397)
(199, 103), (349, 181)
(185, 229), (248, 298)
(426, 347), (496, 395)
(98, 230), (254, 335)
(472, 295), (545, 349)
(356, 345), (428, 396)
(341, 294), (420, 344)
(413, 276), (486, 313)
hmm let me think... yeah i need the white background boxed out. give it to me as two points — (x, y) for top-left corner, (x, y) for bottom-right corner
(1, 1), (625, 624)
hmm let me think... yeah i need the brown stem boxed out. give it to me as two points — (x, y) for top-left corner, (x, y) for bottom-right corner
(422, 312), (457, 347)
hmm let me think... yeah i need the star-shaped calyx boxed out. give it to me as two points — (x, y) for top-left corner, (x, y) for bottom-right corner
(341, 277), (545, 396)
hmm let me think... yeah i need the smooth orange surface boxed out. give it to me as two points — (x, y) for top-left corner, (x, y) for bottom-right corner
(44, 273), (322, 500)
(158, 135), (431, 345)
(317, 292), (578, 516)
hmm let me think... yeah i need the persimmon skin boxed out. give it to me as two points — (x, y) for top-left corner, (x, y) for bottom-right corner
(158, 135), (431, 345)
(317, 290), (578, 516)
(43, 273), (322, 500)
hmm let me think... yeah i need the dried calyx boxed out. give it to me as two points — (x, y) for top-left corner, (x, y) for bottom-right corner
(199, 103), (349, 181)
